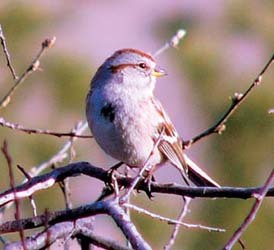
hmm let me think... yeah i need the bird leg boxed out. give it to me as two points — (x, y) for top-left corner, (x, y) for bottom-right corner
(96, 162), (124, 201)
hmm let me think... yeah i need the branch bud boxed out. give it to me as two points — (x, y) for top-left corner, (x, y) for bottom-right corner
(217, 124), (226, 134)
(42, 36), (56, 48)
(31, 60), (40, 72)
(230, 92), (243, 103)
(170, 29), (187, 47)
(268, 109), (274, 114)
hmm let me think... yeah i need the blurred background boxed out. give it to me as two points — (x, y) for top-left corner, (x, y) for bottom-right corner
(0, 1), (273, 249)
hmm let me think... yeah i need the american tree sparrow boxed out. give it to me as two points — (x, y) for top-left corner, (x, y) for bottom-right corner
(86, 48), (219, 187)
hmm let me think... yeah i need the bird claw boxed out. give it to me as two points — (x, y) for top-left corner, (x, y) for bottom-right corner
(98, 162), (124, 200)
(106, 169), (121, 196)
(137, 173), (156, 199)
(105, 162), (123, 186)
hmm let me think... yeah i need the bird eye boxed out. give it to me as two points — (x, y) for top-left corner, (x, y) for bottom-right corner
(138, 62), (148, 69)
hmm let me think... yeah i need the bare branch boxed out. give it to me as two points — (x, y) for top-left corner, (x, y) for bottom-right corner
(0, 36), (56, 109)
(58, 133), (76, 210)
(1, 199), (151, 250)
(150, 182), (274, 199)
(164, 197), (192, 250)
(0, 162), (273, 209)
(224, 168), (274, 250)
(75, 232), (129, 250)
(0, 24), (18, 79)
(124, 203), (224, 232)
(0, 117), (92, 139)
(0, 200), (106, 234)
(16, 165), (37, 216)
(153, 29), (187, 57)
(2, 121), (89, 213)
(0, 23), (272, 250)
(184, 54), (274, 148)
(4, 217), (129, 250)
(29, 121), (89, 176)
(75, 217), (130, 250)
(0, 162), (104, 208)
(1, 141), (26, 250)
(108, 200), (152, 250)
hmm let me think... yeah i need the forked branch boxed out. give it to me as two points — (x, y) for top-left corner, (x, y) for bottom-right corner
(0, 161), (273, 209)
(4, 217), (129, 250)
(0, 24), (18, 79)
(184, 54), (274, 148)
(224, 169), (274, 250)
(0, 36), (56, 109)
(0, 117), (91, 139)
(1, 199), (151, 250)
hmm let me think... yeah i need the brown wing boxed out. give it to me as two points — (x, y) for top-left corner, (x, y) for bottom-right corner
(152, 99), (219, 187)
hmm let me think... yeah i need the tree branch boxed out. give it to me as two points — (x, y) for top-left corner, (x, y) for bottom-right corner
(164, 197), (192, 250)
(0, 161), (106, 208)
(0, 24), (18, 80)
(1, 199), (151, 250)
(30, 121), (89, 177)
(0, 117), (91, 139)
(107, 200), (151, 250)
(123, 203), (224, 232)
(224, 168), (274, 250)
(184, 54), (274, 148)
(4, 217), (129, 250)
(2, 121), (89, 214)
(0, 161), (273, 210)
(153, 28), (187, 57)
(0, 36), (56, 109)
(1, 141), (26, 250)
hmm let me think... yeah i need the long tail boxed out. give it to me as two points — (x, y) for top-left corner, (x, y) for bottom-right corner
(183, 154), (220, 187)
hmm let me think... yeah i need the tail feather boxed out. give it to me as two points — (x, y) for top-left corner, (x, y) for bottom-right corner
(184, 154), (220, 187)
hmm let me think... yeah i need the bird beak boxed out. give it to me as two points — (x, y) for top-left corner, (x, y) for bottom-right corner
(152, 67), (167, 77)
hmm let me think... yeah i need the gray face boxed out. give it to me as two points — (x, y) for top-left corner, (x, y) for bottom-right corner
(105, 49), (157, 91)
(90, 48), (160, 97)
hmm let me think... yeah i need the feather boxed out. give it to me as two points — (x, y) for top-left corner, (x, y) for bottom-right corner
(152, 98), (219, 187)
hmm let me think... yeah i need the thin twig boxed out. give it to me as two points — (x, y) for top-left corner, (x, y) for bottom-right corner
(16, 165), (37, 216)
(4, 218), (130, 250)
(0, 24), (18, 79)
(184, 54), (274, 148)
(1, 141), (26, 250)
(0, 117), (92, 138)
(123, 167), (132, 249)
(0, 37), (56, 109)
(224, 168), (274, 250)
(29, 121), (88, 177)
(107, 200), (152, 250)
(123, 203), (224, 232)
(44, 209), (51, 250)
(0, 201), (107, 234)
(58, 123), (79, 210)
(0, 236), (7, 245)
(1, 199), (152, 250)
(153, 29), (187, 57)
(2, 121), (88, 212)
(0, 162), (101, 208)
(0, 210), (7, 245)
(58, 174), (73, 210)
(164, 197), (192, 250)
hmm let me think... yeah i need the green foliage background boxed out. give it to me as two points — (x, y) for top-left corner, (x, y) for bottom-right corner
(0, 1), (273, 249)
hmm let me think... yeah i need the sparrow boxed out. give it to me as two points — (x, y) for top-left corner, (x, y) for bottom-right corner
(86, 48), (219, 187)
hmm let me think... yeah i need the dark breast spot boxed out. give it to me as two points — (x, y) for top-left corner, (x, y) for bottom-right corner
(100, 103), (116, 122)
